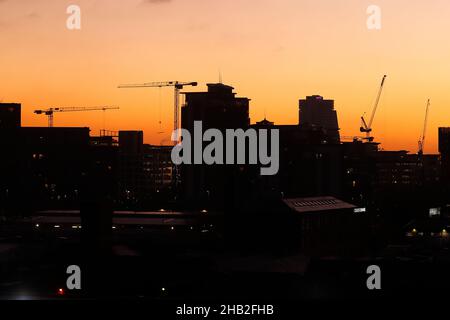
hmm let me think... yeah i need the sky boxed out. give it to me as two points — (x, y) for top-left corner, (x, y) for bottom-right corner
(1, 0), (450, 152)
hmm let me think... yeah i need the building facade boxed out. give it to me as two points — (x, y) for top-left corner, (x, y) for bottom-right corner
(299, 96), (340, 143)
(181, 83), (250, 210)
(0, 103), (21, 129)
(143, 145), (174, 193)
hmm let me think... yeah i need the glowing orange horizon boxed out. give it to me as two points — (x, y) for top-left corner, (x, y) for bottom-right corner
(2, 0), (449, 154)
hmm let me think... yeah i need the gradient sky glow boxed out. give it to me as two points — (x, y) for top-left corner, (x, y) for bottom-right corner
(2, 0), (450, 152)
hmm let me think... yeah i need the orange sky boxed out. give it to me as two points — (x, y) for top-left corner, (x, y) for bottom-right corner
(1, 0), (450, 153)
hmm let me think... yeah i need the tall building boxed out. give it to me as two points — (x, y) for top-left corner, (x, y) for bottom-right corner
(341, 140), (378, 206)
(439, 127), (450, 185)
(0, 103), (21, 129)
(182, 83), (250, 131)
(299, 96), (340, 143)
(439, 128), (450, 154)
(118, 131), (144, 204)
(181, 83), (250, 209)
(89, 132), (119, 201)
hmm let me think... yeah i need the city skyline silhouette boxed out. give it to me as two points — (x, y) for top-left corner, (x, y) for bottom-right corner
(2, 0), (450, 152)
(2, 0), (450, 310)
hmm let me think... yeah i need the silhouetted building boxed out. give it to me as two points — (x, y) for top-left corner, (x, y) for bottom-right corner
(252, 120), (342, 198)
(342, 141), (440, 200)
(0, 102), (121, 215)
(143, 145), (174, 193)
(375, 151), (419, 187)
(182, 83), (250, 130)
(283, 196), (368, 256)
(341, 140), (441, 224)
(0, 103), (21, 129)
(118, 131), (144, 205)
(299, 96), (340, 143)
(90, 132), (118, 147)
(439, 127), (450, 184)
(89, 133), (119, 200)
(181, 83), (250, 209)
(255, 118), (274, 127)
(375, 151), (440, 190)
(341, 141), (378, 206)
(422, 154), (441, 187)
(0, 127), (90, 214)
(439, 128), (450, 153)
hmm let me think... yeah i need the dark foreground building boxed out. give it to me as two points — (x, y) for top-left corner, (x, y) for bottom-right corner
(282, 196), (369, 256)
(341, 139), (442, 225)
(439, 127), (450, 184)
(0, 126), (90, 215)
(118, 131), (144, 205)
(0, 103), (121, 215)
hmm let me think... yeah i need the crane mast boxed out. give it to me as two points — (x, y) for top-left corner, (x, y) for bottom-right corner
(418, 99), (431, 156)
(360, 75), (387, 142)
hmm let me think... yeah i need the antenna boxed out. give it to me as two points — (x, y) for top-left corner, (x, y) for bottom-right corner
(219, 69), (223, 84)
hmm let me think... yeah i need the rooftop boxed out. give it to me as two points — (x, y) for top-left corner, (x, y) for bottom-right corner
(283, 196), (356, 213)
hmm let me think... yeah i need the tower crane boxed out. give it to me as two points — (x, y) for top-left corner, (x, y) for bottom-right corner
(34, 106), (119, 128)
(418, 99), (431, 157)
(118, 81), (198, 144)
(360, 75), (387, 142)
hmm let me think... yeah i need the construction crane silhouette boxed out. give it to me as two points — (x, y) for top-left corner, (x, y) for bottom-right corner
(360, 75), (387, 142)
(418, 99), (431, 157)
(118, 81), (198, 144)
(34, 106), (119, 128)
(118, 81), (197, 188)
